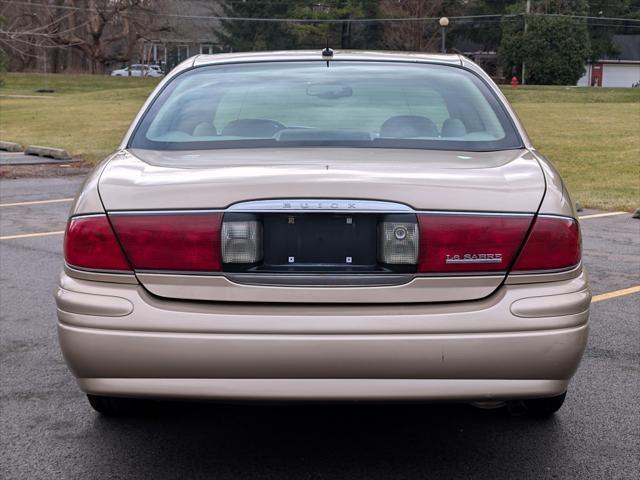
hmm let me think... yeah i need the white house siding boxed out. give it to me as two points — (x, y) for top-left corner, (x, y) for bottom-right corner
(577, 63), (640, 87)
(602, 64), (640, 87)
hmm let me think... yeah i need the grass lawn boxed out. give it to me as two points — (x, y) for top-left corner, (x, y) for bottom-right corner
(502, 86), (639, 212)
(1, 73), (638, 211)
(0, 73), (160, 164)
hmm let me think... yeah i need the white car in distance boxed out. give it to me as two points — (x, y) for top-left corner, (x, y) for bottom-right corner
(111, 64), (163, 78)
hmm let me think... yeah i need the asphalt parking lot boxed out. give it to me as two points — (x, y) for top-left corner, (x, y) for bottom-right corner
(1, 175), (638, 480)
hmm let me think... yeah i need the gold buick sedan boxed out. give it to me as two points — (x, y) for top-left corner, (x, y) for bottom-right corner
(56, 50), (589, 416)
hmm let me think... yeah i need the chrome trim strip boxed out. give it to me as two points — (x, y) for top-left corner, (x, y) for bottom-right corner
(69, 213), (107, 219)
(105, 205), (540, 217)
(415, 272), (506, 277)
(226, 199), (413, 213)
(64, 264), (138, 284)
(225, 273), (413, 287)
(418, 211), (533, 217)
(134, 269), (223, 276)
(508, 262), (582, 276)
(135, 272), (503, 302)
(108, 209), (224, 216)
(537, 213), (579, 221)
(505, 263), (583, 285)
(133, 269), (505, 279)
(65, 263), (132, 275)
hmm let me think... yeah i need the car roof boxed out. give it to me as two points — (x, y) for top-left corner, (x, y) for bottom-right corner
(191, 50), (463, 67)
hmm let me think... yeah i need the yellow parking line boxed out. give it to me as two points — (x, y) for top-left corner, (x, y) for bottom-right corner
(0, 230), (65, 240)
(579, 211), (626, 220)
(0, 198), (73, 208)
(592, 286), (640, 303)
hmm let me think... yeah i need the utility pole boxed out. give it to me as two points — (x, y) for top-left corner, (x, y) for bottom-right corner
(522, 0), (531, 85)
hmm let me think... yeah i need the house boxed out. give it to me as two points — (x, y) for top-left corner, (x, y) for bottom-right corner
(577, 35), (640, 87)
(116, 0), (225, 72)
(454, 38), (504, 83)
(141, 39), (224, 71)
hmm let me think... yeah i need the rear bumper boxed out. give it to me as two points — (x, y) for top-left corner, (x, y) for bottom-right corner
(60, 324), (586, 401)
(78, 378), (570, 402)
(56, 271), (590, 402)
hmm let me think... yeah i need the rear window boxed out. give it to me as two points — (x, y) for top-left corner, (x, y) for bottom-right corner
(130, 61), (522, 152)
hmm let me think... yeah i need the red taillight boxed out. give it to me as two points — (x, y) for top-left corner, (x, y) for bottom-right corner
(64, 215), (131, 271)
(110, 213), (222, 271)
(513, 216), (581, 271)
(417, 214), (532, 273)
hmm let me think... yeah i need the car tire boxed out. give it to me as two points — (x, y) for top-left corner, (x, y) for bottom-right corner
(87, 394), (151, 416)
(509, 392), (567, 417)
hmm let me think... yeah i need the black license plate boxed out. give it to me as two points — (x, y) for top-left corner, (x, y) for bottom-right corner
(263, 213), (377, 269)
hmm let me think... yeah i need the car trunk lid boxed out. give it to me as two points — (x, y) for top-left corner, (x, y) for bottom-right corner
(98, 148), (545, 303)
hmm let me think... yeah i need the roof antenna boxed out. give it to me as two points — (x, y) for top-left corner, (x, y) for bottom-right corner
(322, 37), (333, 67)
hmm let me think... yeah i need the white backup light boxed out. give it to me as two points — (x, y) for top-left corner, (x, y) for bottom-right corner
(378, 221), (419, 264)
(221, 221), (262, 263)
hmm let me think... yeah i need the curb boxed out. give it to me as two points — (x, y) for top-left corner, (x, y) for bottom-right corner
(24, 145), (71, 160)
(0, 141), (23, 152)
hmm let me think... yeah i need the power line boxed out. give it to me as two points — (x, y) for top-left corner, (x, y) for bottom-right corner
(1, 19), (93, 38)
(5, 17), (633, 36)
(529, 13), (640, 23)
(13, 10), (76, 35)
(0, 2), (505, 23)
(0, 35), (85, 50)
(3, 1), (640, 24)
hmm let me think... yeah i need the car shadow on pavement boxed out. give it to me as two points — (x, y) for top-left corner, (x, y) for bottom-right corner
(85, 401), (568, 479)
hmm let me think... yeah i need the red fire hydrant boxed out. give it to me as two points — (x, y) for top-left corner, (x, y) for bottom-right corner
(511, 75), (519, 89)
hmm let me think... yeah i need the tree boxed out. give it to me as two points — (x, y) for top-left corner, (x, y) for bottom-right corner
(588, 0), (640, 61)
(0, 15), (6, 85)
(499, 0), (591, 85)
(445, 0), (520, 54)
(218, 0), (381, 51)
(218, 1), (297, 51)
(0, 0), (174, 73)
(378, 0), (444, 52)
(286, 1), (381, 49)
(53, 0), (172, 74)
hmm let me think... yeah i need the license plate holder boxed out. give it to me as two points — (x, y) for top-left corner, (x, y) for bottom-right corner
(263, 213), (377, 269)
